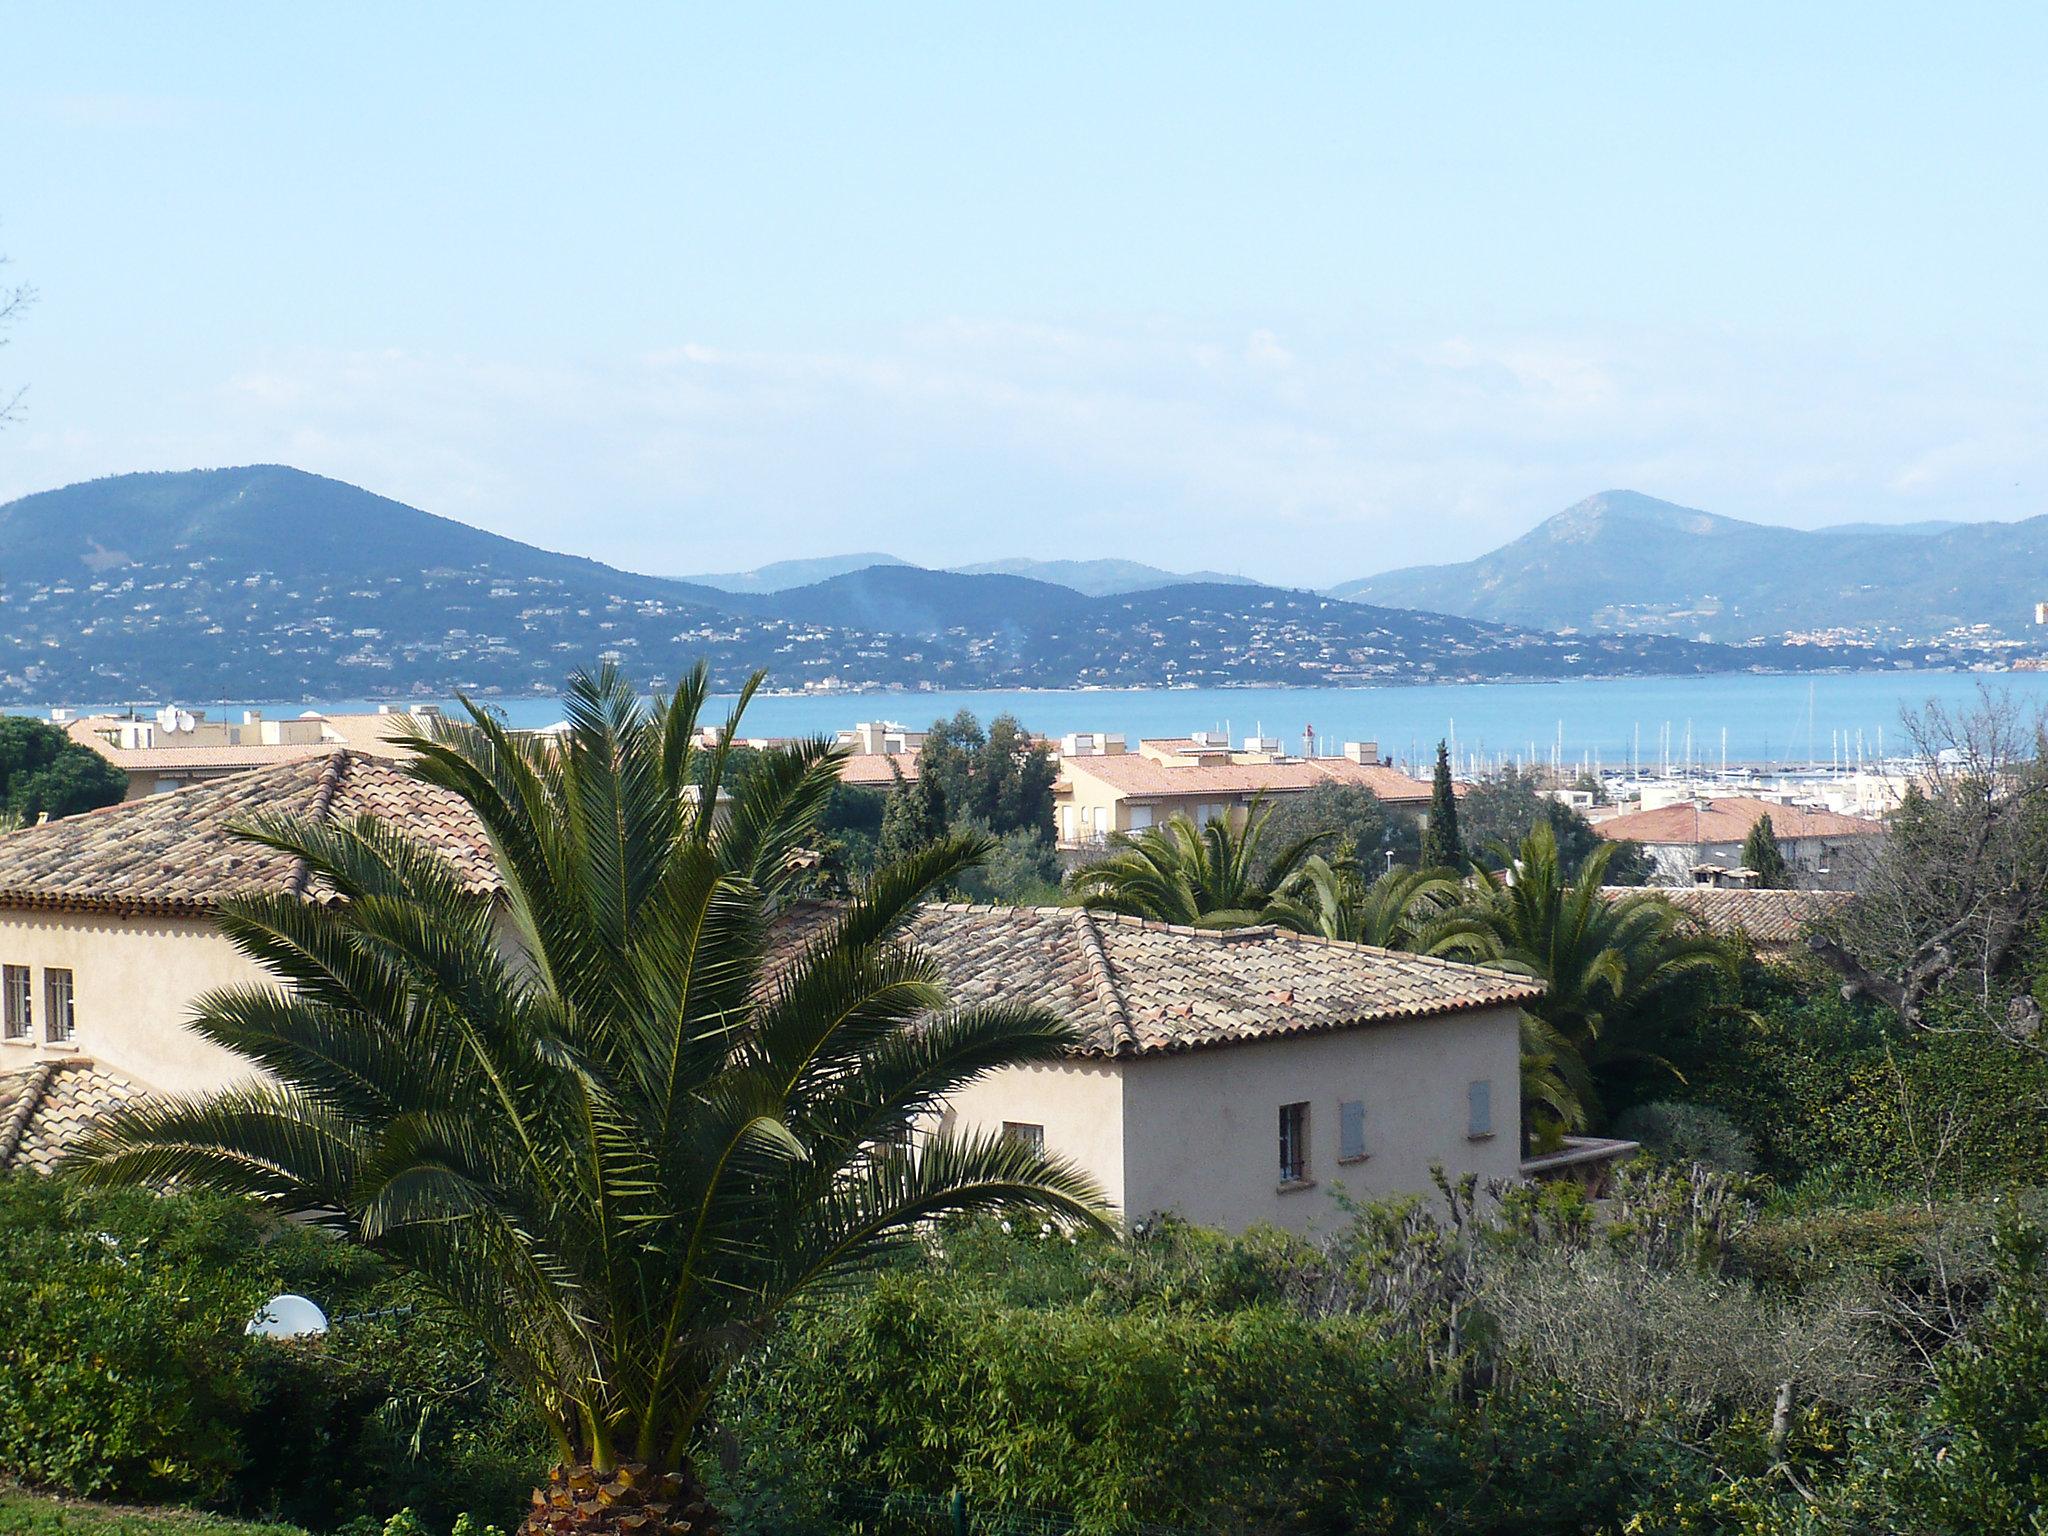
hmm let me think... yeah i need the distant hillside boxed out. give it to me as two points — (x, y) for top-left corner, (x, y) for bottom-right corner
(949, 557), (1257, 596)
(684, 553), (911, 593)
(758, 565), (1095, 635)
(1, 465), (710, 603)
(687, 553), (1260, 597)
(0, 468), (1986, 704)
(1333, 490), (2048, 643)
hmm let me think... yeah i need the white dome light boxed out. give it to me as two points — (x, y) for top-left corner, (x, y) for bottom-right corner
(246, 1293), (329, 1339)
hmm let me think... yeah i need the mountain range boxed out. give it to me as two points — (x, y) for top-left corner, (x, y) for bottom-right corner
(1334, 490), (2048, 643)
(687, 552), (1255, 597)
(0, 466), (1872, 704)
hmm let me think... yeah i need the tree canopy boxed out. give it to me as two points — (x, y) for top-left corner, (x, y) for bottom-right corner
(0, 715), (127, 822)
(1458, 765), (1652, 885)
(1255, 782), (1422, 884)
(916, 710), (1057, 843)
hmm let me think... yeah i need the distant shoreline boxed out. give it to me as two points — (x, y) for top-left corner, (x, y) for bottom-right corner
(13, 659), (2024, 717)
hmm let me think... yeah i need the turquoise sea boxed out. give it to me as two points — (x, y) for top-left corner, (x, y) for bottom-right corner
(63, 670), (2048, 776)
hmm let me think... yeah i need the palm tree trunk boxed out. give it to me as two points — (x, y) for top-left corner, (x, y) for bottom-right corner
(519, 1461), (723, 1536)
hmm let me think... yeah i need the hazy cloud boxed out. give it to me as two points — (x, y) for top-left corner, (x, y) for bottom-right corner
(4, 318), (2044, 586)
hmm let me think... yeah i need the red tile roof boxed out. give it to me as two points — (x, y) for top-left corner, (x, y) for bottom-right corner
(770, 901), (1540, 1058)
(0, 752), (499, 914)
(1593, 796), (1882, 847)
(836, 751), (920, 789)
(1600, 885), (1850, 947)
(1060, 753), (1434, 804)
(0, 1060), (146, 1173)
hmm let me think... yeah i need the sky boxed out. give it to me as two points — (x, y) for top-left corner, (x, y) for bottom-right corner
(2, 3), (2045, 586)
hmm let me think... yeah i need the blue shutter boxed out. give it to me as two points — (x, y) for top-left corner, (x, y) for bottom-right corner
(1339, 1099), (1366, 1160)
(1467, 1079), (1493, 1138)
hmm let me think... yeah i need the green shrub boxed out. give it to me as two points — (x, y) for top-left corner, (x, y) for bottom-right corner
(0, 1177), (275, 1501)
(1665, 968), (2048, 1191)
(716, 1265), (1431, 1535)
(1613, 1100), (1758, 1174)
(0, 1176), (541, 1530)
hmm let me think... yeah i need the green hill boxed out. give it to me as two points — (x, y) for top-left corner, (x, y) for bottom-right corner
(1333, 490), (2048, 642)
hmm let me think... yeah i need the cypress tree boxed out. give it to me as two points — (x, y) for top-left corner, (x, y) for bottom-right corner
(1741, 812), (1791, 889)
(1422, 739), (1464, 870)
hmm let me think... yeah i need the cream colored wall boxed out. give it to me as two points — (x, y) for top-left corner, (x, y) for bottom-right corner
(1055, 765), (1125, 844)
(1116, 1006), (1524, 1235)
(939, 1058), (1128, 1216)
(0, 908), (274, 1095)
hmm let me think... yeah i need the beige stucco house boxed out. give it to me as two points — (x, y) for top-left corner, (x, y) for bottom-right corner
(1055, 733), (1438, 862)
(0, 753), (1536, 1229)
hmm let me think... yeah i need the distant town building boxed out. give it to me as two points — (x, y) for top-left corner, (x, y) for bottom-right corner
(822, 722), (925, 790)
(60, 706), (435, 799)
(1055, 733), (1434, 857)
(1593, 795), (1883, 888)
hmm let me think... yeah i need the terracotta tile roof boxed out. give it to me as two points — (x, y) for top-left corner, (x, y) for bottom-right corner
(0, 1059), (146, 1173)
(1060, 753), (1435, 805)
(772, 902), (1540, 1058)
(837, 751), (920, 789)
(1592, 796), (1882, 847)
(0, 752), (499, 914)
(1605, 886), (1850, 947)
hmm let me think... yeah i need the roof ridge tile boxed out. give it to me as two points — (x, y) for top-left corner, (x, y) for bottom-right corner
(1068, 907), (1137, 1054)
(0, 1062), (56, 1168)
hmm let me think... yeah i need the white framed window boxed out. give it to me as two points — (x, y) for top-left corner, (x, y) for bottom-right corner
(1278, 1101), (1310, 1184)
(2, 966), (29, 1040)
(1002, 1122), (1045, 1155)
(43, 968), (74, 1045)
(1338, 1098), (1367, 1162)
(1467, 1079), (1494, 1140)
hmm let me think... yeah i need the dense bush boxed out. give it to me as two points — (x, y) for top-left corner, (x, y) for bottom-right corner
(712, 1175), (1913, 1536)
(0, 1176), (540, 1530)
(0, 716), (127, 823)
(1614, 1099), (1758, 1174)
(719, 1274), (1426, 1535)
(1663, 964), (2048, 1191)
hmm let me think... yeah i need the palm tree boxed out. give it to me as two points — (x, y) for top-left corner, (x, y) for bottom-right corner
(73, 664), (1109, 1535)
(1066, 800), (1329, 927)
(1269, 857), (1472, 952)
(1460, 822), (1738, 1137)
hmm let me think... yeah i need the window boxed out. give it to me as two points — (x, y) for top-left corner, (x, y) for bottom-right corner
(2, 966), (28, 1040)
(1278, 1101), (1310, 1184)
(1467, 1079), (1494, 1139)
(1339, 1098), (1367, 1162)
(43, 969), (74, 1045)
(1002, 1122), (1045, 1155)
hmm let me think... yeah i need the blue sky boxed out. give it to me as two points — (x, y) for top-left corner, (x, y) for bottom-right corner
(3, 3), (2044, 584)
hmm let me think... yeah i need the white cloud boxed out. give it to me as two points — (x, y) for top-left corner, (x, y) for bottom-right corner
(4, 317), (2043, 585)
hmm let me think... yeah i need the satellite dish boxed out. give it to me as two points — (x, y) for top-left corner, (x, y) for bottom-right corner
(247, 1293), (328, 1339)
